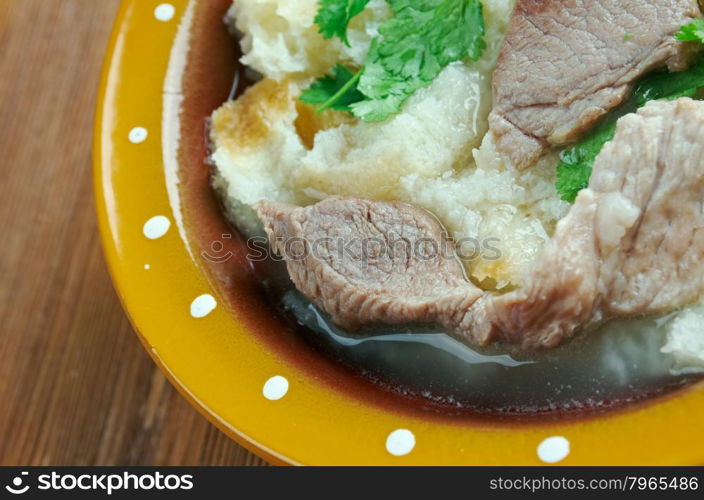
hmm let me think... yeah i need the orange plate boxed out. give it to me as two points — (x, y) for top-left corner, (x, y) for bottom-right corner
(94, 0), (704, 465)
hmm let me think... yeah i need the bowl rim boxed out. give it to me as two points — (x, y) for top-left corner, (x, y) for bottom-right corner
(93, 0), (704, 465)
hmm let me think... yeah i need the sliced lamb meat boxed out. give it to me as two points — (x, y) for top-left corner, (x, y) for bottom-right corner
(489, 0), (700, 170)
(470, 98), (704, 347)
(257, 99), (704, 349)
(255, 198), (483, 328)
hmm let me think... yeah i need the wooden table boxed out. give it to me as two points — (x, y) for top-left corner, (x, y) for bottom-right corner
(0, 0), (266, 466)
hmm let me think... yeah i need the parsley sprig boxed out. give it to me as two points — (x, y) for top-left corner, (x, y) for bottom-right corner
(299, 64), (364, 112)
(301, 0), (486, 123)
(315, 0), (372, 46)
(675, 18), (704, 43)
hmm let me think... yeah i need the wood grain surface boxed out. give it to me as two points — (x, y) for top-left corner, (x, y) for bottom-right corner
(0, 0), (266, 466)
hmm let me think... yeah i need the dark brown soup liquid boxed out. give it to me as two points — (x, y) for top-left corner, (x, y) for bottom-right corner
(251, 256), (700, 416)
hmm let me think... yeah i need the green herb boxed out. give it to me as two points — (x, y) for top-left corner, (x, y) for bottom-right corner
(556, 120), (618, 202)
(556, 57), (704, 202)
(348, 39), (424, 121)
(303, 0), (486, 121)
(632, 58), (704, 105)
(315, 0), (371, 46)
(675, 19), (704, 43)
(623, 32), (632, 41)
(353, 0), (485, 122)
(299, 64), (365, 112)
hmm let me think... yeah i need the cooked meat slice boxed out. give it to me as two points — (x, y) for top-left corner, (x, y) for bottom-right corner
(464, 98), (704, 347)
(256, 100), (704, 349)
(490, 0), (700, 170)
(255, 198), (483, 328)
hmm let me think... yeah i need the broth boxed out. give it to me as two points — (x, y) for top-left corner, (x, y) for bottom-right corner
(251, 256), (700, 416)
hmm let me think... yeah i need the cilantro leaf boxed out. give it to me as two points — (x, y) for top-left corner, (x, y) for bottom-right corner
(349, 93), (407, 122)
(556, 56), (704, 202)
(371, 0), (485, 81)
(315, 0), (371, 46)
(352, 0), (485, 122)
(304, 0), (486, 121)
(299, 64), (365, 113)
(349, 39), (421, 120)
(632, 57), (704, 105)
(556, 120), (617, 202)
(675, 19), (704, 43)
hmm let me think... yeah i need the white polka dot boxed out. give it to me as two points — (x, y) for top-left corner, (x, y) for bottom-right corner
(12, 478), (21, 486)
(537, 436), (570, 463)
(128, 127), (148, 144)
(144, 264), (151, 270)
(154, 3), (175, 21)
(142, 216), (171, 240)
(190, 294), (217, 318)
(263, 376), (289, 401)
(386, 429), (415, 456)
